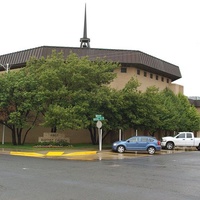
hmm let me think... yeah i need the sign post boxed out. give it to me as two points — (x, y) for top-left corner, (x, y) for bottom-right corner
(93, 115), (104, 151)
(96, 120), (102, 151)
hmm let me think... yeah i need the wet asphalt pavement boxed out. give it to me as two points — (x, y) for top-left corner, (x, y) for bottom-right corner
(0, 147), (197, 160)
(0, 150), (199, 200)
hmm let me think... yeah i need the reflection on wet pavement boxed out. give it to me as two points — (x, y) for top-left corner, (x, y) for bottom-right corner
(1, 147), (198, 161)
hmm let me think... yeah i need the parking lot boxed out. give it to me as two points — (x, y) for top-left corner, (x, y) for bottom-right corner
(0, 149), (199, 200)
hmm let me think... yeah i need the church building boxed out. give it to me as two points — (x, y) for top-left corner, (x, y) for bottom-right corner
(0, 5), (185, 144)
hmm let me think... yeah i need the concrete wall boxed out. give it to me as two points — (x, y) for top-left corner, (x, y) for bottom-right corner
(0, 124), (92, 144)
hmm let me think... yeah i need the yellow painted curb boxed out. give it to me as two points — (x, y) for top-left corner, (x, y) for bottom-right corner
(64, 151), (97, 156)
(46, 152), (64, 156)
(10, 151), (44, 157)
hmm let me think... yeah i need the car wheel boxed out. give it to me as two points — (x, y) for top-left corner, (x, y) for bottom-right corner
(117, 145), (125, 153)
(147, 146), (156, 155)
(166, 142), (174, 150)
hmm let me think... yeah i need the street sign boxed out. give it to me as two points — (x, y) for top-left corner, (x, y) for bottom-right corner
(93, 114), (105, 121)
(96, 120), (102, 128)
(99, 116), (104, 120)
(93, 115), (104, 152)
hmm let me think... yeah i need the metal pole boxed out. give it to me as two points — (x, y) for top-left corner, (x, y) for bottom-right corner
(119, 129), (122, 141)
(98, 128), (102, 151)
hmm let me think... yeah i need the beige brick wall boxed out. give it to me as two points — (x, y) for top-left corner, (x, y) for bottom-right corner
(110, 66), (183, 94)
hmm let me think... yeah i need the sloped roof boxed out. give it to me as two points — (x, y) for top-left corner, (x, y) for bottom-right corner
(0, 46), (181, 81)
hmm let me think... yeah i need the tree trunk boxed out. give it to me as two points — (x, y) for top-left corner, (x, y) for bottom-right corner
(88, 127), (98, 145)
(11, 128), (17, 145)
(17, 128), (22, 145)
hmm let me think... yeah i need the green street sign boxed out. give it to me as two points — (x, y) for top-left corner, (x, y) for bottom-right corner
(99, 117), (104, 120)
(93, 115), (105, 121)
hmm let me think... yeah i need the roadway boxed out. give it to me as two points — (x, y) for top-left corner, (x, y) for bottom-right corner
(0, 150), (199, 200)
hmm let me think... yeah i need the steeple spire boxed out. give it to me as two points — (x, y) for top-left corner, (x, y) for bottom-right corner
(80, 4), (90, 48)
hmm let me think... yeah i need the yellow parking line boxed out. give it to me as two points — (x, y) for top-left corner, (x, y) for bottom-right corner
(10, 151), (44, 157)
(9, 151), (97, 158)
(46, 152), (64, 156)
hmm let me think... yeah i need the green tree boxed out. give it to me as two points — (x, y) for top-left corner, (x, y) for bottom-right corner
(25, 51), (119, 143)
(87, 87), (125, 144)
(0, 70), (41, 145)
(158, 88), (180, 134)
(134, 86), (162, 136)
(176, 93), (200, 132)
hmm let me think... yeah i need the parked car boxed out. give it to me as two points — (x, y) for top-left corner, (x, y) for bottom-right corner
(161, 132), (200, 150)
(112, 136), (161, 155)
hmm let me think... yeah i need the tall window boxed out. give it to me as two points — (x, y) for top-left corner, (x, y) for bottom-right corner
(150, 73), (153, 79)
(156, 75), (159, 80)
(144, 71), (147, 77)
(137, 69), (140, 75)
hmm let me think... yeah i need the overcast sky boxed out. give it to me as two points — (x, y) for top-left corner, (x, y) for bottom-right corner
(1, 0), (199, 97)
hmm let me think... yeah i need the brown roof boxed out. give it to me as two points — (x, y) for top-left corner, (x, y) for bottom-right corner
(0, 46), (181, 81)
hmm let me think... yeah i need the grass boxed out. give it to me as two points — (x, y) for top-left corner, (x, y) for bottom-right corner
(0, 143), (112, 151)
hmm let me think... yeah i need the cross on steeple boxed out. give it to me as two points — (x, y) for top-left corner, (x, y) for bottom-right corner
(80, 4), (90, 48)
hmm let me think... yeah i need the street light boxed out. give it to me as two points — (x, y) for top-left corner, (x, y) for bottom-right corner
(0, 63), (10, 144)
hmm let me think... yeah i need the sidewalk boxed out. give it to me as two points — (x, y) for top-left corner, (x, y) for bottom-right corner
(0, 147), (156, 160)
(0, 147), (189, 161)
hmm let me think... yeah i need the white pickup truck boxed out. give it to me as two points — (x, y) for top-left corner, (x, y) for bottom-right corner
(161, 132), (200, 150)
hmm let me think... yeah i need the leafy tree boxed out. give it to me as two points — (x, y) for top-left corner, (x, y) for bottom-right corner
(158, 88), (180, 134)
(176, 93), (200, 132)
(134, 86), (162, 136)
(87, 87), (125, 144)
(25, 51), (119, 143)
(0, 70), (41, 145)
(118, 77), (141, 130)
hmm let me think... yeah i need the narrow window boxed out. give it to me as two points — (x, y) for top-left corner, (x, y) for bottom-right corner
(144, 71), (147, 77)
(137, 69), (140, 75)
(150, 73), (153, 79)
(156, 75), (159, 80)
(167, 78), (169, 83)
(121, 67), (127, 73)
(161, 77), (164, 82)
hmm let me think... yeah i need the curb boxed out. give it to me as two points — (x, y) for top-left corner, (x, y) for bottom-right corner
(9, 150), (97, 158)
